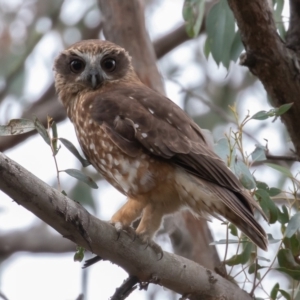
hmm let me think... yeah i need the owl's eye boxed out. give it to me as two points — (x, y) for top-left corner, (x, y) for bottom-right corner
(70, 59), (85, 73)
(102, 58), (116, 72)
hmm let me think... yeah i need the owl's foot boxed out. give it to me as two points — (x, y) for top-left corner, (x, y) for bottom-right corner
(110, 221), (136, 241)
(137, 233), (164, 260)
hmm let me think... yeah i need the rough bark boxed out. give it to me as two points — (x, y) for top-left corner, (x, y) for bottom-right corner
(227, 0), (300, 157)
(0, 222), (75, 259)
(0, 152), (252, 300)
(98, 0), (164, 94)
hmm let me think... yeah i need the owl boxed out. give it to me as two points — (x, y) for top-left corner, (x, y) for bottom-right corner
(53, 39), (267, 253)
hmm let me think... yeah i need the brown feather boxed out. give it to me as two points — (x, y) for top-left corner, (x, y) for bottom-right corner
(90, 82), (268, 250)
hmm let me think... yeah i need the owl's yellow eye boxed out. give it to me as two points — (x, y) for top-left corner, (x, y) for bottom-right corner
(70, 59), (85, 73)
(101, 58), (116, 72)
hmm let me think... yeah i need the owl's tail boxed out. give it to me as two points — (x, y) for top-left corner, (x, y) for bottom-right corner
(223, 190), (268, 251)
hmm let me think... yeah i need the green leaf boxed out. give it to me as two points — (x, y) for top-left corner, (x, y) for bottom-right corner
(0, 118), (36, 136)
(276, 103), (293, 116)
(267, 233), (281, 244)
(248, 262), (266, 274)
(182, 0), (205, 38)
(283, 232), (300, 257)
(233, 160), (256, 190)
(250, 110), (270, 120)
(279, 289), (291, 300)
(285, 212), (300, 238)
(250, 104), (293, 121)
(34, 118), (50, 145)
(74, 246), (85, 262)
(251, 145), (266, 162)
(270, 283), (279, 300)
(214, 138), (235, 167)
(229, 30), (243, 62)
(225, 242), (253, 266)
(229, 223), (238, 237)
(205, 0), (235, 68)
(277, 205), (289, 225)
(257, 256), (270, 262)
(203, 36), (211, 59)
(276, 267), (300, 280)
(269, 187), (281, 196)
(265, 163), (293, 178)
(62, 169), (98, 189)
(256, 181), (269, 190)
(59, 138), (90, 167)
(210, 239), (240, 245)
(276, 248), (300, 280)
(69, 181), (97, 213)
(255, 189), (278, 224)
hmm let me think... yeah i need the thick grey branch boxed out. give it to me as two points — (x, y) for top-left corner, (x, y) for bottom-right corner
(0, 152), (252, 300)
(0, 222), (75, 258)
(227, 0), (300, 157)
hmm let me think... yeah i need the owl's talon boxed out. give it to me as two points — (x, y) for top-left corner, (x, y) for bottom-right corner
(138, 236), (164, 260)
(110, 221), (136, 241)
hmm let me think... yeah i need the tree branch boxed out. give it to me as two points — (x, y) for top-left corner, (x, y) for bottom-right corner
(0, 222), (75, 259)
(98, 0), (164, 94)
(0, 152), (252, 300)
(227, 0), (300, 157)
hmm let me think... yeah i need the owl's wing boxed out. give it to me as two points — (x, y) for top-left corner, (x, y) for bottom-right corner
(89, 83), (267, 250)
(89, 83), (245, 193)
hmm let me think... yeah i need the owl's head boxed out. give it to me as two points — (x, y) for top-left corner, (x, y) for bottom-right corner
(53, 39), (137, 97)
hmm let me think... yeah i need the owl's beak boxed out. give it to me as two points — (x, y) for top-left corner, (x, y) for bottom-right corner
(87, 70), (103, 89)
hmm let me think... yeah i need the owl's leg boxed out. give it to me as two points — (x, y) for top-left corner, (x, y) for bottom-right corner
(110, 197), (145, 239)
(136, 204), (164, 259)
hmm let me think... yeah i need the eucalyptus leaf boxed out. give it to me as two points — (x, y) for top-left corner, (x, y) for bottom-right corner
(233, 160), (256, 190)
(250, 110), (270, 120)
(267, 233), (281, 244)
(182, 0), (205, 37)
(277, 248), (300, 280)
(205, 0), (235, 67)
(279, 289), (291, 300)
(255, 189), (278, 224)
(34, 118), (50, 145)
(276, 103), (293, 116)
(277, 205), (289, 225)
(270, 283), (279, 300)
(59, 138), (90, 167)
(285, 212), (300, 238)
(265, 163), (293, 178)
(229, 223), (238, 237)
(225, 242), (253, 266)
(210, 239), (239, 245)
(62, 169), (98, 189)
(0, 118), (36, 136)
(251, 145), (266, 162)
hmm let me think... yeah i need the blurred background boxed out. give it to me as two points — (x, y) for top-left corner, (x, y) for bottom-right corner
(0, 0), (295, 299)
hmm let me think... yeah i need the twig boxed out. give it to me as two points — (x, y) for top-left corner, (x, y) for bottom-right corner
(171, 78), (235, 124)
(0, 291), (9, 300)
(110, 276), (139, 300)
(82, 255), (103, 269)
